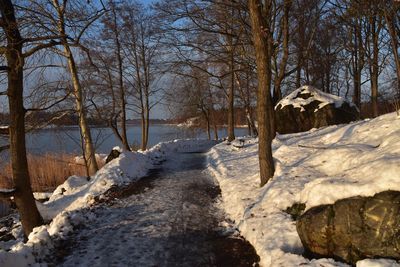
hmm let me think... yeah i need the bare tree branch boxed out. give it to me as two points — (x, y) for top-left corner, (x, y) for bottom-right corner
(23, 35), (63, 43)
(25, 92), (71, 112)
(23, 40), (62, 58)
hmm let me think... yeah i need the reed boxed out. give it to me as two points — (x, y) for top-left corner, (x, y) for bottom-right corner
(0, 153), (105, 192)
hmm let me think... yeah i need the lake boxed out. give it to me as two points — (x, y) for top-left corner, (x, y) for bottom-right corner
(0, 125), (249, 156)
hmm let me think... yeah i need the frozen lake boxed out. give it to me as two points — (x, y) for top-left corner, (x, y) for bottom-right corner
(0, 125), (248, 156)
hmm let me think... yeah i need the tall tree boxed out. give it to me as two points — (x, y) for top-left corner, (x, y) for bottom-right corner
(48, 0), (102, 174)
(248, 0), (275, 186)
(0, 0), (43, 237)
(104, 0), (131, 151)
(383, 2), (400, 94)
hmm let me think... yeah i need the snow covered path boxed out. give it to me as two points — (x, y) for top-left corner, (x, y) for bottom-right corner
(55, 150), (259, 267)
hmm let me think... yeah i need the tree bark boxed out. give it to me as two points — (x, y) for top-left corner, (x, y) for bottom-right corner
(273, 0), (291, 105)
(384, 7), (400, 94)
(226, 2), (235, 142)
(111, 4), (130, 151)
(53, 1), (99, 175)
(202, 108), (211, 140)
(227, 40), (235, 142)
(1, 0), (44, 237)
(368, 13), (382, 118)
(352, 22), (363, 109)
(248, 0), (275, 187)
(64, 47), (99, 175)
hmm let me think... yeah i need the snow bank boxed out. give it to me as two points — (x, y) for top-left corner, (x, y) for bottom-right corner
(357, 259), (400, 267)
(276, 85), (354, 112)
(0, 138), (215, 266)
(208, 112), (400, 267)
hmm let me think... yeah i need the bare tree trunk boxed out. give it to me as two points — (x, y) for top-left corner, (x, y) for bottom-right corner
(111, 4), (130, 151)
(140, 110), (146, 150)
(141, 25), (150, 150)
(273, 0), (291, 105)
(227, 45), (235, 142)
(131, 37), (146, 150)
(211, 110), (219, 140)
(207, 119), (211, 140)
(201, 108), (211, 140)
(105, 67), (124, 143)
(144, 103), (150, 149)
(369, 14), (382, 118)
(249, 0), (275, 187)
(246, 107), (258, 137)
(64, 48), (99, 175)
(352, 22), (363, 109)
(53, 1), (99, 175)
(296, 55), (302, 88)
(110, 119), (123, 143)
(384, 8), (400, 94)
(226, 2), (235, 142)
(1, 0), (43, 237)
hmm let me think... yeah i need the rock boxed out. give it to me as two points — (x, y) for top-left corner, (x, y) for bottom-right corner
(297, 191), (400, 265)
(106, 149), (121, 164)
(275, 86), (359, 134)
(284, 202), (305, 221)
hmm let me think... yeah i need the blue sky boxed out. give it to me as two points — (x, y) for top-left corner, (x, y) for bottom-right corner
(138, 0), (155, 4)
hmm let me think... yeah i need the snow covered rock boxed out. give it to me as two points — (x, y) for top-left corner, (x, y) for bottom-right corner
(275, 85), (359, 134)
(105, 148), (121, 164)
(297, 190), (400, 265)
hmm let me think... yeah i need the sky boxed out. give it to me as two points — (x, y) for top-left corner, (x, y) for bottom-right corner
(0, 0), (170, 120)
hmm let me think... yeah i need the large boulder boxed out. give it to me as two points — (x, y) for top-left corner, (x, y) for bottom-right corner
(275, 86), (359, 134)
(297, 190), (400, 265)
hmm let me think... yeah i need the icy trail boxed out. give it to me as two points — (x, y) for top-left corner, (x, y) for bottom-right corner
(55, 150), (259, 267)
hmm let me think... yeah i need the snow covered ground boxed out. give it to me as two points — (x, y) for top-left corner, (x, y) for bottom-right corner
(207, 112), (400, 267)
(1, 112), (399, 267)
(56, 150), (257, 266)
(0, 139), (215, 266)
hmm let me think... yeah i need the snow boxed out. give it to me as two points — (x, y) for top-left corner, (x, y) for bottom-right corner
(0, 189), (15, 194)
(275, 85), (354, 112)
(207, 112), (400, 267)
(1, 110), (399, 266)
(357, 259), (400, 267)
(58, 151), (226, 266)
(0, 139), (215, 267)
(74, 153), (108, 166)
(33, 192), (52, 200)
(177, 117), (200, 128)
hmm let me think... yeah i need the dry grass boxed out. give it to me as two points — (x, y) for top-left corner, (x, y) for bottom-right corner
(0, 153), (104, 192)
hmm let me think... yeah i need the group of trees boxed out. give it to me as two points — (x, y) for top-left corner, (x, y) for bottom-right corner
(157, 0), (399, 184)
(0, 0), (161, 237)
(0, 0), (399, 237)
